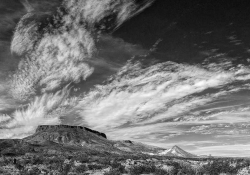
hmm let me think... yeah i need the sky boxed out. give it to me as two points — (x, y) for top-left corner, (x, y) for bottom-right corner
(1, 0), (250, 157)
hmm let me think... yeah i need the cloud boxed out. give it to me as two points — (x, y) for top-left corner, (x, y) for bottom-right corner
(2, 0), (250, 157)
(19, 0), (34, 12)
(193, 144), (250, 157)
(105, 122), (184, 142)
(10, 26), (95, 100)
(0, 0), (155, 139)
(77, 60), (250, 131)
(186, 109), (250, 135)
(0, 86), (77, 138)
(63, 0), (155, 29)
(10, 11), (95, 100)
(9, 0), (154, 101)
(0, 74), (18, 113)
(0, 1), (26, 38)
(20, 0), (62, 13)
(63, 59), (250, 156)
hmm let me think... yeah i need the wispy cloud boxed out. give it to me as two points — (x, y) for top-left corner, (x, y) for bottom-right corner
(9, 0), (154, 101)
(67, 58), (250, 156)
(10, 12), (95, 100)
(0, 86), (77, 138)
(0, 1), (26, 38)
(193, 144), (250, 157)
(0, 0), (155, 139)
(63, 0), (155, 29)
(77, 60), (250, 130)
(2, 0), (250, 157)
(19, 0), (34, 12)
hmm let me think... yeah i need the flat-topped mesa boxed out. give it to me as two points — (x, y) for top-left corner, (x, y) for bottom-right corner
(35, 125), (107, 139)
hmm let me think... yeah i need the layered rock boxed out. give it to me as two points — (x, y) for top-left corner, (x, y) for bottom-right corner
(35, 125), (107, 139)
(1, 125), (197, 157)
(159, 145), (197, 158)
(23, 125), (109, 147)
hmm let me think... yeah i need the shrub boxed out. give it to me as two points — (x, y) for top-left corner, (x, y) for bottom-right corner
(104, 168), (123, 175)
(61, 163), (72, 175)
(109, 162), (126, 174)
(88, 164), (104, 170)
(47, 157), (62, 164)
(202, 160), (239, 175)
(0, 168), (5, 174)
(237, 166), (250, 175)
(75, 164), (88, 173)
(154, 168), (170, 175)
(97, 157), (111, 165)
(75, 155), (89, 163)
(32, 156), (44, 165)
(129, 164), (157, 175)
(27, 167), (41, 175)
(178, 162), (196, 175)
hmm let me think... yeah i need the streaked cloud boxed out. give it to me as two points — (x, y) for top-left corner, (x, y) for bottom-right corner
(77, 60), (250, 130)
(10, 0), (154, 101)
(1, 0), (250, 157)
(0, 0), (155, 138)
(193, 144), (250, 157)
(0, 86), (77, 138)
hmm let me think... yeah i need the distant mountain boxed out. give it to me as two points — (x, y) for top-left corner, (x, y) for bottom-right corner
(113, 140), (165, 154)
(158, 145), (197, 158)
(24, 125), (109, 146)
(0, 125), (165, 156)
(0, 125), (197, 158)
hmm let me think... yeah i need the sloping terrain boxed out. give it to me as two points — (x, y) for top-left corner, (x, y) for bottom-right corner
(1, 125), (198, 159)
(24, 125), (110, 146)
(0, 125), (169, 156)
(2, 125), (250, 175)
(1, 125), (119, 156)
(159, 145), (197, 158)
(113, 140), (166, 154)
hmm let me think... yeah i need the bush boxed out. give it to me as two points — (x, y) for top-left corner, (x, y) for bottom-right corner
(61, 164), (72, 175)
(88, 164), (104, 170)
(129, 164), (157, 175)
(0, 168), (5, 174)
(155, 168), (170, 175)
(202, 160), (239, 175)
(32, 156), (44, 165)
(128, 163), (171, 175)
(104, 169), (123, 175)
(97, 157), (111, 165)
(27, 167), (41, 175)
(75, 164), (88, 173)
(75, 155), (89, 163)
(237, 166), (250, 175)
(178, 162), (196, 175)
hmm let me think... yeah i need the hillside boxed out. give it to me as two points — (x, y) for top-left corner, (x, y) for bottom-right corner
(24, 125), (109, 146)
(0, 125), (168, 156)
(1, 125), (250, 175)
(159, 145), (197, 158)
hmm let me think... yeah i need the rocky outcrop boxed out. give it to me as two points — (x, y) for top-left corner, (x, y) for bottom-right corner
(1, 125), (185, 156)
(158, 145), (197, 158)
(35, 125), (107, 139)
(22, 125), (110, 147)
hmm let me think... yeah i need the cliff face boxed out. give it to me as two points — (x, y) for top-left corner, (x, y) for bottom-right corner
(0, 125), (171, 156)
(35, 125), (107, 139)
(23, 125), (109, 147)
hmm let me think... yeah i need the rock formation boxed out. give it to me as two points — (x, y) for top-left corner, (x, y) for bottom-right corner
(23, 125), (109, 147)
(35, 125), (107, 139)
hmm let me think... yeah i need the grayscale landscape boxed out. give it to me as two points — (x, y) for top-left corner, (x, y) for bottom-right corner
(1, 125), (250, 174)
(1, 0), (250, 174)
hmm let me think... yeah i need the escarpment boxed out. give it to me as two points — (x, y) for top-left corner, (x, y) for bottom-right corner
(23, 125), (109, 146)
(1, 125), (170, 156)
(35, 125), (107, 139)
